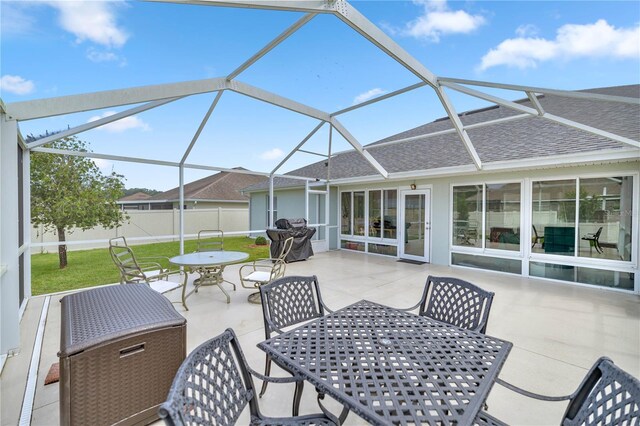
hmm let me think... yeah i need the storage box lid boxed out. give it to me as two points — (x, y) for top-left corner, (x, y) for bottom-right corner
(59, 284), (186, 357)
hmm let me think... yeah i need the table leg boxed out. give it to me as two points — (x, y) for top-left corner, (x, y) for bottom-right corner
(181, 270), (190, 311)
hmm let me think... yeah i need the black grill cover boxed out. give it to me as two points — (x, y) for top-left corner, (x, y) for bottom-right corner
(267, 218), (316, 262)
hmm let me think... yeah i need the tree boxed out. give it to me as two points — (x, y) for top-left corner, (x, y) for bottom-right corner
(30, 136), (127, 269)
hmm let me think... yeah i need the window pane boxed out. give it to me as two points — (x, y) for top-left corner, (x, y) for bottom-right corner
(369, 243), (397, 256)
(486, 183), (521, 251)
(452, 185), (481, 248)
(354, 191), (365, 236)
(383, 190), (397, 239)
(578, 176), (633, 262)
(530, 262), (634, 290)
(369, 191), (381, 238)
(532, 180), (576, 256)
(341, 192), (351, 235)
(452, 253), (522, 274)
(341, 240), (364, 251)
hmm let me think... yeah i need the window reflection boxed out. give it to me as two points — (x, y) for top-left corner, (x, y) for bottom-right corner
(578, 177), (633, 261)
(485, 183), (521, 251)
(341, 192), (351, 235)
(452, 185), (482, 248)
(531, 180), (576, 256)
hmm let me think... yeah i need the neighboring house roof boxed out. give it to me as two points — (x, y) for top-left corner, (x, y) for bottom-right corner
(119, 192), (153, 202)
(147, 167), (268, 202)
(244, 85), (639, 192)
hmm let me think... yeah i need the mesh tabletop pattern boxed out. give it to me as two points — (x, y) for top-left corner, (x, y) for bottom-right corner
(59, 283), (186, 357)
(259, 300), (512, 426)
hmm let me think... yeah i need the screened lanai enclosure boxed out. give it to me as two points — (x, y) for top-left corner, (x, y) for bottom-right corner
(1, 0), (639, 364)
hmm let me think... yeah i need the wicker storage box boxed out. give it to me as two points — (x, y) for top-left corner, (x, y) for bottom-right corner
(59, 284), (186, 426)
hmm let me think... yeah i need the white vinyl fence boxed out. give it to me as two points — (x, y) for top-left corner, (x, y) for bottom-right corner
(32, 208), (250, 253)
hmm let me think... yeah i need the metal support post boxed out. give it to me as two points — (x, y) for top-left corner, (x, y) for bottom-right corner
(0, 115), (21, 355)
(179, 165), (185, 254)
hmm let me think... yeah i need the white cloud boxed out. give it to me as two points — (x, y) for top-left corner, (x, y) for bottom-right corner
(0, 2), (37, 36)
(515, 24), (539, 38)
(88, 111), (150, 133)
(47, 1), (128, 48)
(402, 0), (486, 42)
(353, 88), (387, 105)
(260, 148), (285, 161)
(0, 75), (35, 95)
(86, 48), (127, 66)
(479, 19), (640, 71)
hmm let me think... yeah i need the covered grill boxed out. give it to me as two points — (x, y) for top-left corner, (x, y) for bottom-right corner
(266, 218), (316, 262)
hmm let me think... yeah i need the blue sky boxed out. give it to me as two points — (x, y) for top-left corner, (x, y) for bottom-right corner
(1, 0), (639, 191)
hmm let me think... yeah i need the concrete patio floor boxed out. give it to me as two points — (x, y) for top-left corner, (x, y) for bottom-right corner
(2, 250), (639, 425)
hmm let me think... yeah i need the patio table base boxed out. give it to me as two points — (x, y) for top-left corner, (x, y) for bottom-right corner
(247, 291), (261, 304)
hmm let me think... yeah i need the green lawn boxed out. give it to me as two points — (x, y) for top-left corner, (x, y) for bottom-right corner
(31, 237), (269, 296)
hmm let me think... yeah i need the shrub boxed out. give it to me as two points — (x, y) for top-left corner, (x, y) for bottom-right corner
(255, 236), (268, 245)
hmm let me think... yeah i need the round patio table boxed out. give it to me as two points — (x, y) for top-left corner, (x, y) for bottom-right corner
(170, 251), (249, 308)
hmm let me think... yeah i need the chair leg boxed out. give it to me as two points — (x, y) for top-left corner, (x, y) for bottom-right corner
(292, 380), (304, 417)
(595, 240), (603, 254)
(259, 355), (272, 398)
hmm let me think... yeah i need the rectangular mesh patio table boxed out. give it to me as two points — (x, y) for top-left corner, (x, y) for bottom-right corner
(258, 299), (512, 425)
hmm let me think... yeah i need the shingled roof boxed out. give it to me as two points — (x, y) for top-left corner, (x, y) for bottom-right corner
(149, 168), (267, 202)
(243, 84), (639, 192)
(119, 191), (153, 202)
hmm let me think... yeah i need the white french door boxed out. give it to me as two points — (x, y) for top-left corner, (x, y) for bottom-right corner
(399, 190), (431, 262)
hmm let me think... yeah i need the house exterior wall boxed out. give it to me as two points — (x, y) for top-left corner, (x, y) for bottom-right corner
(249, 160), (639, 293)
(249, 189), (306, 233)
(248, 187), (339, 249)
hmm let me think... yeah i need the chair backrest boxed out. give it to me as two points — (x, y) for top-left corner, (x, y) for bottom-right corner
(259, 275), (326, 338)
(532, 225), (539, 238)
(197, 229), (224, 252)
(593, 226), (603, 239)
(562, 357), (640, 425)
(108, 237), (146, 283)
(158, 328), (260, 426)
(277, 236), (294, 261)
(418, 275), (495, 334)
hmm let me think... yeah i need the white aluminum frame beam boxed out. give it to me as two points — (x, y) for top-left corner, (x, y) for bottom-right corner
(180, 91), (224, 164)
(441, 82), (539, 116)
(146, 0), (334, 13)
(26, 97), (182, 149)
(369, 113), (530, 149)
(331, 81), (427, 116)
(442, 81), (640, 149)
(272, 122), (325, 174)
(438, 77), (640, 105)
(433, 86), (482, 169)
(228, 80), (330, 121)
(31, 147), (320, 181)
(226, 13), (316, 81)
(6, 78), (228, 121)
(297, 149), (326, 157)
(542, 113), (640, 149)
(334, 2), (437, 87)
(526, 92), (545, 116)
(330, 118), (388, 178)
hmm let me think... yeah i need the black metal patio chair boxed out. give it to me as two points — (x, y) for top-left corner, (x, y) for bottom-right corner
(532, 225), (544, 249)
(158, 328), (338, 426)
(582, 226), (604, 254)
(258, 275), (333, 415)
(401, 275), (495, 334)
(475, 356), (640, 425)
